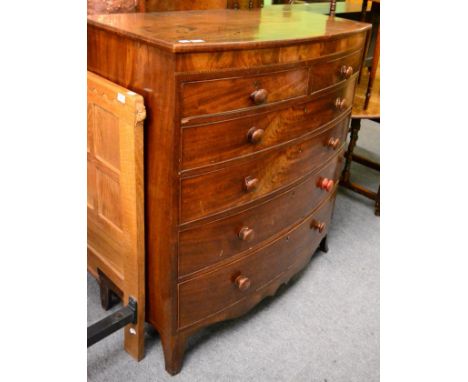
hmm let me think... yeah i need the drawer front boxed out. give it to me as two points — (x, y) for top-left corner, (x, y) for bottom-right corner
(178, 194), (336, 329)
(309, 49), (363, 93)
(179, 154), (343, 277)
(181, 68), (308, 118)
(180, 116), (349, 223)
(181, 79), (356, 170)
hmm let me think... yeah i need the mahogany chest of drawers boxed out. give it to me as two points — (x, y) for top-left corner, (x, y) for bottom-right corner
(88, 6), (370, 375)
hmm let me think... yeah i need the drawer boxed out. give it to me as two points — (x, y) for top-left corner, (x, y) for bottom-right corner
(309, 49), (363, 93)
(180, 116), (349, 223)
(178, 194), (336, 329)
(181, 79), (356, 170)
(181, 68), (308, 118)
(179, 154), (344, 277)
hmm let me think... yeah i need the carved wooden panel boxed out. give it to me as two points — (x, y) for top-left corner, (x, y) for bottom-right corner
(87, 71), (146, 360)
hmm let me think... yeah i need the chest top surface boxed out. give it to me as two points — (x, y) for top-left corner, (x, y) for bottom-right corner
(87, 5), (370, 52)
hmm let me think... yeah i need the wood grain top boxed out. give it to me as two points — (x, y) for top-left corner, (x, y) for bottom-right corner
(87, 5), (371, 52)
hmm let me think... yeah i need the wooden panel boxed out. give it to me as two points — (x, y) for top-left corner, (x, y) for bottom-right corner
(180, 116), (349, 223)
(96, 170), (122, 229)
(87, 71), (146, 361)
(181, 68), (308, 118)
(309, 49), (363, 93)
(178, 193), (336, 329)
(179, 153), (344, 277)
(181, 79), (355, 170)
(93, 105), (121, 172)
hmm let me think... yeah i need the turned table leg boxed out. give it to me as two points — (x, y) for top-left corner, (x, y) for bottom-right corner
(341, 118), (361, 186)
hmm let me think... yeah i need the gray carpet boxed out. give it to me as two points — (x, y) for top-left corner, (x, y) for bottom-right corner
(88, 119), (380, 382)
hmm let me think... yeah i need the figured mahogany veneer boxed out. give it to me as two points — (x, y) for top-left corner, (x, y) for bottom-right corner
(179, 153), (344, 277)
(88, 7), (370, 375)
(180, 116), (349, 222)
(182, 67), (308, 117)
(178, 193), (337, 329)
(181, 78), (356, 170)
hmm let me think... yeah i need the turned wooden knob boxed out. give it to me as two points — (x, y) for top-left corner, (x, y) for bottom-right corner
(244, 176), (259, 192)
(234, 275), (251, 291)
(327, 137), (340, 150)
(250, 88), (268, 105)
(238, 226), (255, 242)
(247, 127), (264, 144)
(318, 178), (334, 192)
(311, 220), (326, 233)
(340, 65), (354, 79)
(335, 97), (346, 111)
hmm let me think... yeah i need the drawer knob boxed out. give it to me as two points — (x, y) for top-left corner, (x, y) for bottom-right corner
(335, 97), (347, 111)
(235, 275), (251, 292)
(318, 177), (334, 192)
(250, 89), (268, 105)
(244, 176), (259, 192)
(340, 65), (354, 79)
(327, 137), (340, 150)
(247, 127), (264, 144)
(238, 226), (255, 242)
(311, 220), (326, 233)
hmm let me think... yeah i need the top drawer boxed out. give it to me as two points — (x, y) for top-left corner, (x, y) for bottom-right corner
(309, 49), (363, 93)
(181, 68), (308, 118)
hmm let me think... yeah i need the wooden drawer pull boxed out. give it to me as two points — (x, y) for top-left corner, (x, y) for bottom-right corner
(327, 137), (340, 150)
(238, 226), (255, 242)
(340, 65), (354, 79)
(318, 177), (334, 192)
(335, 97), (346, 111)
(244, 176), (259, 192)
(311, 220), (326, 233)
(234, 275), (251, 292)
(250, 88), (268, 105)
(247, 127), (264, 144)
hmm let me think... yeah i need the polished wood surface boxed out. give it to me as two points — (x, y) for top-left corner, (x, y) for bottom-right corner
(309, 49), (362, 92)
(87, 72), (146, 360)
(88, 8), (369, 374)
(145, 0), (227, 11)
(179, 154), (343, 277)
(87, 6), (370, 52)
(181, 80), (354, 170)
(178, 193), (336, 329)
(175, 32), (366, 72)
(181, 67), (308, 117)
(180, 117), (349, 222)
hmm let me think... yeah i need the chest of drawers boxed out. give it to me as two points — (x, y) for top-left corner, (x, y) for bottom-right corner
(88, 6), (370, 375)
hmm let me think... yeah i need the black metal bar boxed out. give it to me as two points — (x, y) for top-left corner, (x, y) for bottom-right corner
(87, 297), (137, 348)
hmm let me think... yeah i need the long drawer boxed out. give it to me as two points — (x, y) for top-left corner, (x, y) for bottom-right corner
(309, 49), (363, 93)
(178, 193), (336, 329)
(179, 153), (343, 277)
(181, 67), (309, 118)
(180, 116), (349, 223)
(181, 79), (356, 170)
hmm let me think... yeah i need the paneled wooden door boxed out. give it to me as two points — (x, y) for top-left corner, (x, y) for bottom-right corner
(87, 71), (146, 360)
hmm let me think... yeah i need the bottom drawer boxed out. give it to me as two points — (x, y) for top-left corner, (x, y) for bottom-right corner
(177, 194), (336, 329)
